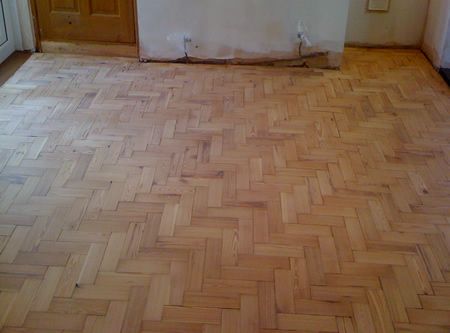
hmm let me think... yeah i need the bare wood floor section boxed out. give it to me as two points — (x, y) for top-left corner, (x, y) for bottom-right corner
(0, 48), (449, 332)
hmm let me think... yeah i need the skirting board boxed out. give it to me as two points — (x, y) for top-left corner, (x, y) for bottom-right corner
(41, 41), (138, 58)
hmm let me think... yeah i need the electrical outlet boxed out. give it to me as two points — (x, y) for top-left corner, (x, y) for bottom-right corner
(297, 20), (312, 47)
(166, 33), (192, 54)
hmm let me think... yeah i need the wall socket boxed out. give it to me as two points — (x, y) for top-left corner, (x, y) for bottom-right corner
(297, 20), (312, 47)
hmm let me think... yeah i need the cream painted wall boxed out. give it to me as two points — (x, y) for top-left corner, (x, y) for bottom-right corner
(346, 0), (429, 47)
(11, 0), (35, 51)
(137, 0), (350, 66)
(422, 0), (450, 68)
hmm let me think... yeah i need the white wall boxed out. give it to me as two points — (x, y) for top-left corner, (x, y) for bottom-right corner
(444, 22), (450, 67)
(11, 0), (35, 51)
(422, 0), (450, 68)
(137, 0), (350, 67)
(346, 0), (429, 47)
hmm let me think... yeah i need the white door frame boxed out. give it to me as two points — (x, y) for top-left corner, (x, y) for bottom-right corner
(0, 0), (35, 64)
(0, 0), (15, 63)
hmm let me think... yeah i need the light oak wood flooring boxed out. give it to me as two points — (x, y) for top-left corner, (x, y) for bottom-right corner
(0, 48), (449, 332)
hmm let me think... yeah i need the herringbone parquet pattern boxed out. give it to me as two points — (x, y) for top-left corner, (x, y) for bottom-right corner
(0, 48), (449, 332)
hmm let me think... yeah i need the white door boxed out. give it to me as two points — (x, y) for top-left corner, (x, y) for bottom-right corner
(0, 0), (15, 63)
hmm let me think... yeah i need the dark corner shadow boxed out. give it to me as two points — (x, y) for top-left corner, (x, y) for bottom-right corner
(0, 51), (32, 86)
(439, 68), (450, 86)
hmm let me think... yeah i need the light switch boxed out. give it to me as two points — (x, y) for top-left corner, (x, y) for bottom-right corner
(368, 0), (390, 12)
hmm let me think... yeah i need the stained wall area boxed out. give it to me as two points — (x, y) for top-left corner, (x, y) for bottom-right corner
(137, 0), (350, 68)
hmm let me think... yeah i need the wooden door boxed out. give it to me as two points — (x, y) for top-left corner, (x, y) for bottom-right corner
(35, 0), (136, 44)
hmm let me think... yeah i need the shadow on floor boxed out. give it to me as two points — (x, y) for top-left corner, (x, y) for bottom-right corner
(0, 51), (32, 86)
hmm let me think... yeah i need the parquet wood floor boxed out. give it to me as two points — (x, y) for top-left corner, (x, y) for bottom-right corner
(0, 48), (449, 333)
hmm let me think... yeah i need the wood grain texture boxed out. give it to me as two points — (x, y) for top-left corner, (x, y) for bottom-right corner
(0, 48), (449, 332)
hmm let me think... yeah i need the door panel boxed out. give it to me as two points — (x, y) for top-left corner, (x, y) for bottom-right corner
(36, 0), (135, 44)
(90, 0), (118, 15)
(50, 0), (80, 13)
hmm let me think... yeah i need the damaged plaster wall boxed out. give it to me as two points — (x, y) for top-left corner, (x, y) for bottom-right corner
(346, 0), (429, 47)
(137, 0), (350, 68)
